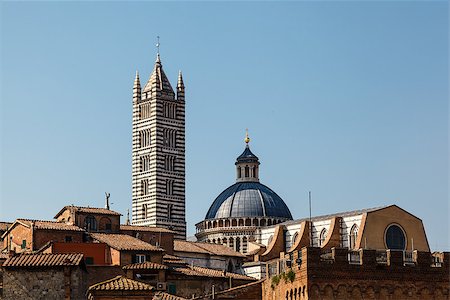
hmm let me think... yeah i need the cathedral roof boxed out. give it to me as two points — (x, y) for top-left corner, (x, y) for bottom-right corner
(205, 182), (293, 220)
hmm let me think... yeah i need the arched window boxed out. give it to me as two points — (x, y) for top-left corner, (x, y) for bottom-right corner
(100, 217), (112, 231)
(142, 204), (148, 219)
(349, 224), (359, 249)
(245, 166), (249, 177)
(319, 228), (328, 247)
(385, 224), (406, 250)
(235, 237), (241, 252)
(84, 216), (97, 231)
(292, 232), (299, 246)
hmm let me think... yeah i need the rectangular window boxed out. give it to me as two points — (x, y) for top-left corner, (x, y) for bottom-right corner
(105, 223), (112, 231)
(21, 240), (26, 249)
(65, 236), (72, 242)
(85, 257), (94, 265)
(135, 254), (146, 263)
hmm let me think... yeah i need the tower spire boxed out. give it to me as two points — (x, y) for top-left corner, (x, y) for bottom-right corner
(156, 36), (161, 62)
(244, 129), (250, 145)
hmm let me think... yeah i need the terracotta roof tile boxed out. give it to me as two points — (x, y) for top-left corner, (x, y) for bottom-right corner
(91, 233), (164, 252)
(174, 240), (210, 254)
(17, 219), (85, 232)
(88, 275), (154, 291)
(54, 206), (121, 218)
(122, 261), (168, 270)
(174, 240), (244, 257)
(173, 265), (255, 281)
(120, 224), (175, 234)
(2, 253), (84, 268)
(191, 242), (245, 257)
(163, 254), (186, 266)
(153, 291), (187, 300)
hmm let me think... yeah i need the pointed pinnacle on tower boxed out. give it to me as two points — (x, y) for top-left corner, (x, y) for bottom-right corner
(177, 70), (184, 89)
(134, 70), (141, 87)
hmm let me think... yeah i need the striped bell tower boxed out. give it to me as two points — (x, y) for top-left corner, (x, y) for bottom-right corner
(131, 52), (186, 240)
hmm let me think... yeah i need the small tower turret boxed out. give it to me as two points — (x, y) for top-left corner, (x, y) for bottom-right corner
(235, 130), (260, 182)
(133, 71), (141, 102)
(177, 71), (185, 101)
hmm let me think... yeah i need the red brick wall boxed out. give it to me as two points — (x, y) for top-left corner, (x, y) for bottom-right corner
(3, 223), (32, 252)
(34, 229), (84, 250)
(262, 247), (450, 300)
(52, 242), (108, 265)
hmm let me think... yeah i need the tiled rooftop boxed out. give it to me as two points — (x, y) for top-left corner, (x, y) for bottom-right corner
(0, 222), (12, 232)
(173, 265), (255, 281)
(88, 275), (154, 291)
(3, 253), (84, 268)
(90, 233), (164, 252)
(55, 206), (122, 218)
(174, 240), (244, 257)
(120, 224), (175, 234)
(122, 261), (168, 270)
(280, 206), (388, 226)
(17, 219), (85, 232)
(163, 254), (187, 266)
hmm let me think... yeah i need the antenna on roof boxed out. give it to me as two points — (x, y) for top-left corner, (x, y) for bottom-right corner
(105, 192), (110, 210)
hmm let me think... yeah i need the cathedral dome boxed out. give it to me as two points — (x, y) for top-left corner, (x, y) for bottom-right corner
(205, 182), (293, 220)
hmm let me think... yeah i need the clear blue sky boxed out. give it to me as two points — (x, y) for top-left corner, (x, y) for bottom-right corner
(1, 1), (448, 250)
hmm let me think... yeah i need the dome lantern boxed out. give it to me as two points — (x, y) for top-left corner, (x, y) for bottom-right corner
(235, 130), (260, 183)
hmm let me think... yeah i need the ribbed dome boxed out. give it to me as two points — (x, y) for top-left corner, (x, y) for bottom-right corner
(205, 182), (293, 220)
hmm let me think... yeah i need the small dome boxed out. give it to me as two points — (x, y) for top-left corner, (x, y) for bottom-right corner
(235, 145), (259, 164)
(205, 182), (293, 220)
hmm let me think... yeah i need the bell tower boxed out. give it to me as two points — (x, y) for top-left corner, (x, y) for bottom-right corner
(131, 50), (186, 240)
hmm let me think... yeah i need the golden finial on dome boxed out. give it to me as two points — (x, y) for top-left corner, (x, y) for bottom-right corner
(244, 129), (250, 144)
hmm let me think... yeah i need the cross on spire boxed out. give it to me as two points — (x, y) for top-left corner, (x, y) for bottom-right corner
(156, 36), (160, 55)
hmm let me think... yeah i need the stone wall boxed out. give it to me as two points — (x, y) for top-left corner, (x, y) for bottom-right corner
(2, 267), (86, 300)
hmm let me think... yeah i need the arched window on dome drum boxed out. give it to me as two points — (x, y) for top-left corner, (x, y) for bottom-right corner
(319, 228), (328, 247)
(253, 218), (258, 226)
(260, 219), (266, 226)
(238, 219), (244, 226)
(232, 219), (237, 227)
(229, 237), (234, 249)
(235, 237), (241, 252)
